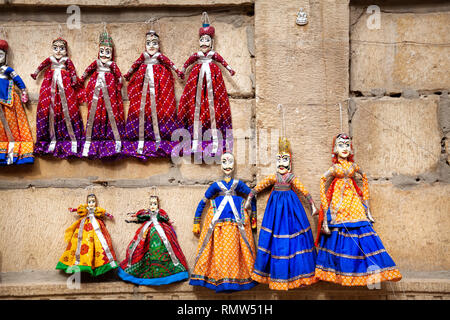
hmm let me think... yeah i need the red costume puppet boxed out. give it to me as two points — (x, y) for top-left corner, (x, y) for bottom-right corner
(81, 31), (125, 159)
(31, 37), (85, 158)
(123, 29), (183, 159)
(178, 12), (235, 155)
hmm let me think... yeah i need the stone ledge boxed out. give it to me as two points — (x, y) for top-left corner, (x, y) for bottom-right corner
(0, 271), (449, 299)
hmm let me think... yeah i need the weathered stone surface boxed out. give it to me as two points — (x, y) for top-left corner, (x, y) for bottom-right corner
(351, 96), (442, 178)
(255, 0), (349, 106)
(0, 186), (206, 272)
(1, 14), (253, 101)
(254, 0), (350, 202)
(369, 182), (450, 271)
(351, 11), (450, 93)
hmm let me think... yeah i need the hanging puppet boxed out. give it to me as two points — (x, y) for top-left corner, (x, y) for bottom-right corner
(30, 37), (85, 158)
(118, 194), (189, 285)
(190, 152), (258, 292)
(177, 12), (235, 155)
(0, 39), (34, 165)
(56, 193), (118, 277)
(81, 29), (125, 159)
(244, 105), (318, 290)
(314, 133), (402, 286)
(122, 27), (184, 159)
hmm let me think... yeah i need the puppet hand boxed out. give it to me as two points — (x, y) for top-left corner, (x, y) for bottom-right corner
(251, 215), (257, 230)
(193, 223), (200, 236)
(366, 208), (375, 223)
(229, 69), (236, 76)
(176, 70), (184, 79)
(21, 90), (29, 104)
(30, 73), (37, 80)
(321, 224), (331, 235)
(311, 204), (318, 217)
(123, 73), (131, 81)
(105, 213), (114, 219)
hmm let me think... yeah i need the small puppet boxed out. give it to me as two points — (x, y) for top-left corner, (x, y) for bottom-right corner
(56, 193), (118, 277)
(122, 27), (183, 159)
(0, 39), (34, 165)
(190, 152), (258, 293)
(244, 105), (319, 290)
(81, 30), (125, 159)
(30, 37), (85, 158)
(118, 194), (189, 285)
(177, 12), (235, 155)
(314, 133), (402, 286)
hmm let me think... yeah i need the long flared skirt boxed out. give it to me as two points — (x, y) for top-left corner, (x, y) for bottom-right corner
(118, 225), (189, 285)
(56, 218), (118, 277)
(252, 190), (318, 290)
(190, 206), (257, 292)
(315, 222), (402, 286)
(0, 90), (34, 165)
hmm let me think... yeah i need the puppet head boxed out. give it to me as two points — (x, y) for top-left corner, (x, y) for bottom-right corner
(199, 12), (214, 53)
(98, 31), (114, 63)
(0, 40), (8, 66)
(221, 152), (235, 177)
(332, 133), (354, 163)
(52, 37), (67, 60)
(149, 195), (159, 212)
(277, 137), (292, 175)
(87, 193), (98, 209)
(145, 30), (160, 56)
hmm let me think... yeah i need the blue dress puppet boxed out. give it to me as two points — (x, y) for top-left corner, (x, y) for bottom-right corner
(244, 135), (319, 290)
(190, 152), (258, 292)
(0, 39), (34, 165)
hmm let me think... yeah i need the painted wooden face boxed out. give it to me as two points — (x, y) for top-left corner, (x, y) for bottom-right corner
(87, 195), (97, 209)
(52, 40), (67, 60)
(99, 45), (112, 63)
(199, 34), (212, 53)
(221, 153), (235, 176)
(149, 196), (159, 212)
(145, 34), (159, 55)
(334, 136), (352, 159)
(0, 49), (5, 65)
(276, 152), (291, 174)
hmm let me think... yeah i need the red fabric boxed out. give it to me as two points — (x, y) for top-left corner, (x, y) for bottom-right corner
(199, 26), (215, 37)
(83, 60), (124, 138)
(0, 40), (8, 52)
(126, 53), (177, 134)
(120, 209), (188, 270)
(178, 51), (232, 135)
(97, 218), (117, 263)
(35, 57), (85, 138)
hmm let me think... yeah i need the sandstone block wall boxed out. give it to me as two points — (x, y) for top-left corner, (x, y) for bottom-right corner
(0, 0), (449, 299)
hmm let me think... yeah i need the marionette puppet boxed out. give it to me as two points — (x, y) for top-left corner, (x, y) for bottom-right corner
(30, 37), (85, 158)
(81, 30), (126, 159)
(190, 152), (258, 292)
(56, 193), (118, 277)
(118, 195), (189, 285)
(122, 28), (184, 159)
(314, 133), (402, 286)
(177, 12), (235, 156)
(244, 106), (319, 290)
(0, 39), (34, 165)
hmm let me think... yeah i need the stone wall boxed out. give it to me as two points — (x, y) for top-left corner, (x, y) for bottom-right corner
(0, 0), (449, 299)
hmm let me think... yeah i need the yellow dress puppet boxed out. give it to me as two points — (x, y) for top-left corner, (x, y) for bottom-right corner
(56, 194), (118, 276)
(314, 133), (402, 286)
